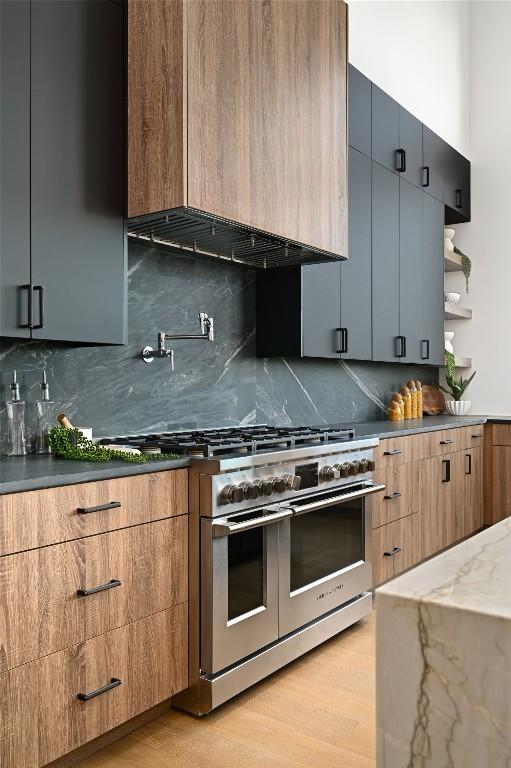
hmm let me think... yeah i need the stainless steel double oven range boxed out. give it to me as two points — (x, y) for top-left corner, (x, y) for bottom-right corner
(173, 426), (384, 715)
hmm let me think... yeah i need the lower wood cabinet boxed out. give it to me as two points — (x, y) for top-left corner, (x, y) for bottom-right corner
(0, 605), (188, 768)
(0, 516), (188, 672)
(373, 425), (485, 587)
(372, 513), (422, 587)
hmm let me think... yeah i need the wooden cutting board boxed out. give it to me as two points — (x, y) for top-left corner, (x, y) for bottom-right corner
(422, 385), (446, 415)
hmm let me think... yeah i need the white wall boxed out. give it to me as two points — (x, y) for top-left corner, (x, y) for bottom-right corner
(349, 0), (471, 156)
(444, 2), (511, 415)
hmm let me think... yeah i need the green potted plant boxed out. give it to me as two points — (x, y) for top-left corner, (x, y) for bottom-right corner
(453, 246), (472, 293)
(439, 351), (476, 415)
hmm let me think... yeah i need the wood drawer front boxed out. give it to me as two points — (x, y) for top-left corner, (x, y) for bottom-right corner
(371, 463), (419, 529)
(374, 436), (413, 468)
(0, 516), (187, 672)
(372, 513), (422, 588)
(491, 424), (511, 446)
(467, 424), (485, 447)
(413, 428), (463, 460)
(0, 604), (187, 768)
(0, 469), (188, 556)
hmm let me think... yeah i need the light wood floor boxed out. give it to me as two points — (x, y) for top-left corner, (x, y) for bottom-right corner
(78, 612), (375, 768)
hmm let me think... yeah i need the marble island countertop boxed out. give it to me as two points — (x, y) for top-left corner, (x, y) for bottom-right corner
(376, 518), (511, 767)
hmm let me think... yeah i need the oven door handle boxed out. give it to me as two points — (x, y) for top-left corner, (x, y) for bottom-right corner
(287, 483), (386, 516)
(212, 508), (294, 538)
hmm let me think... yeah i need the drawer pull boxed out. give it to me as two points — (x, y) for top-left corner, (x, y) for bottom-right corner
(383, 449), (402, 456)
(383, 546), (402, 557)
(471, 433), (483, 439)
(78, 678), (122, 701)
(384, 492), (402, 500)
(77, 579), (122, 597)
(440, 439), (453, 445)
(76, 501), (122, 514)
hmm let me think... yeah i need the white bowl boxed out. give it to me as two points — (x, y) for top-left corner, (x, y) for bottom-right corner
(445, 400), (471, 416)
(445, 292), (461, 304)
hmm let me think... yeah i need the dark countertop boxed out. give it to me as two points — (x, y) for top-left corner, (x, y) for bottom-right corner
(349, 414), (487, 440)
(0, 415), (491, 496)
(0, 455), (190, 496)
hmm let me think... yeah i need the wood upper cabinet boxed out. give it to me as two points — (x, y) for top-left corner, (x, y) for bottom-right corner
(127, 0), (348, 257)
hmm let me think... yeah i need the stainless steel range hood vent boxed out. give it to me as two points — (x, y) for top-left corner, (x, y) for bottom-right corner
(127, 207), (346, 269)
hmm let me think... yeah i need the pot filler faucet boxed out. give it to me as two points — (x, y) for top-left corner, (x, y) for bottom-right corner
(141, 312), (214, 369)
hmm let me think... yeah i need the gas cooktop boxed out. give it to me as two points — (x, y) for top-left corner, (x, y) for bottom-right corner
(100, 424), (356, 458)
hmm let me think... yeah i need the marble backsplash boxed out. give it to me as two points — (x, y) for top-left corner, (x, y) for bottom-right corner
(0, 242), (438, 449)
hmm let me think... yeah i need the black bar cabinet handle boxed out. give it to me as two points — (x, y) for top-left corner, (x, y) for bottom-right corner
(440, 439), (454, 445)
(395, 336), (406, 358)
(341, 327), (348, 354)
(77, 678), (122, 702)
(465, 453), (472, 475)
(421, 339), (430, 360)
(442, 459), (451, 483)
(76, 501), (122, 514)
(471, 433), (483, 439)
(77, 579), (122, 597)
(384, 492), (402, 500)
(383, 546), (402, 557)
(335, 328), (343, 354)
(32, 285), (44, 329)
(421, 166), (430, 188)
(396, 148), (406, 173)
(455, 189), (463, 208)
(383, 449), (402, 456)
(19, 284), (33, 329)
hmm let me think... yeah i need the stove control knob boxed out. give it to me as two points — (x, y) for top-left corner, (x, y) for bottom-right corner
(349, 461), (361, 476)
(336, 462), (351, 478)
(359, 459), (369, 473)
(283, 473), (301, 491)
(242, 482), (260, 500)
(320, 465), (340, 482)
(221, 484), (245, 504)
(272, 476), (287, 493)
(367, 459), (376, 471)
(259, 479), (274, 497)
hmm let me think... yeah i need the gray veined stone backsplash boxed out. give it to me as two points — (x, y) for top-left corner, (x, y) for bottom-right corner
(0, 242), (438, 450)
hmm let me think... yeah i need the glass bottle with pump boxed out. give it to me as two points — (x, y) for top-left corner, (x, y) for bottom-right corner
(6, 370), (27, 456)
(36, 370), (54, 454)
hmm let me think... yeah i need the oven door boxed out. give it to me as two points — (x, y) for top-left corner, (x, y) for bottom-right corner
(201, 506), (293, 675)
(278, 481), (385, 637)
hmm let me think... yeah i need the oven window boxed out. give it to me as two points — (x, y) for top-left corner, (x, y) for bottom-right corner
(290, 499), (363, 592)
(228, 528), (265, 621)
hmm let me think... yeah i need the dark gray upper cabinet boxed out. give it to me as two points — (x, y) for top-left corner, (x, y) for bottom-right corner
(0, 0), (126, 344)
(422, 126), (446, 202)
(342, 148), (372, 360)
(421, 194), (445, 366)
(399, 108), (423, 189)
(348, 65), (371, 157)
(444, 148), (471, 224)
(371, 162), (400, 363)
(399, 179), (423, 364)
(371, 84), (400, 173)
(0, 0), (31, 338)
(302, 264), (341, 359)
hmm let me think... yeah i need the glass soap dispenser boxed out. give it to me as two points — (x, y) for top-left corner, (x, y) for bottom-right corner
(36, 369), (54, 454)
(6, 370), (27, 456)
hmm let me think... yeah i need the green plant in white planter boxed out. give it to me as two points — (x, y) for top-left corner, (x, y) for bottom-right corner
(439, 351), (476, 415)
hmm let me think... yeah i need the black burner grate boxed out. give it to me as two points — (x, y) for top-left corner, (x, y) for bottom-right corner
(101, 425), (355, 458)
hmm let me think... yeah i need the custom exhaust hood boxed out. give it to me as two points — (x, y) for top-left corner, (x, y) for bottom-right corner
(127, 208), (344, 269)
(127, 0), (348, 269)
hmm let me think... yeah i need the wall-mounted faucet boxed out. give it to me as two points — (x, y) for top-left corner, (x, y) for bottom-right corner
(141, 312), (214, 369)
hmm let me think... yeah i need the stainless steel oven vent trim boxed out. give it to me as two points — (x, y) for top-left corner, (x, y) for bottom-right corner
(127, 206), (347, 268)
